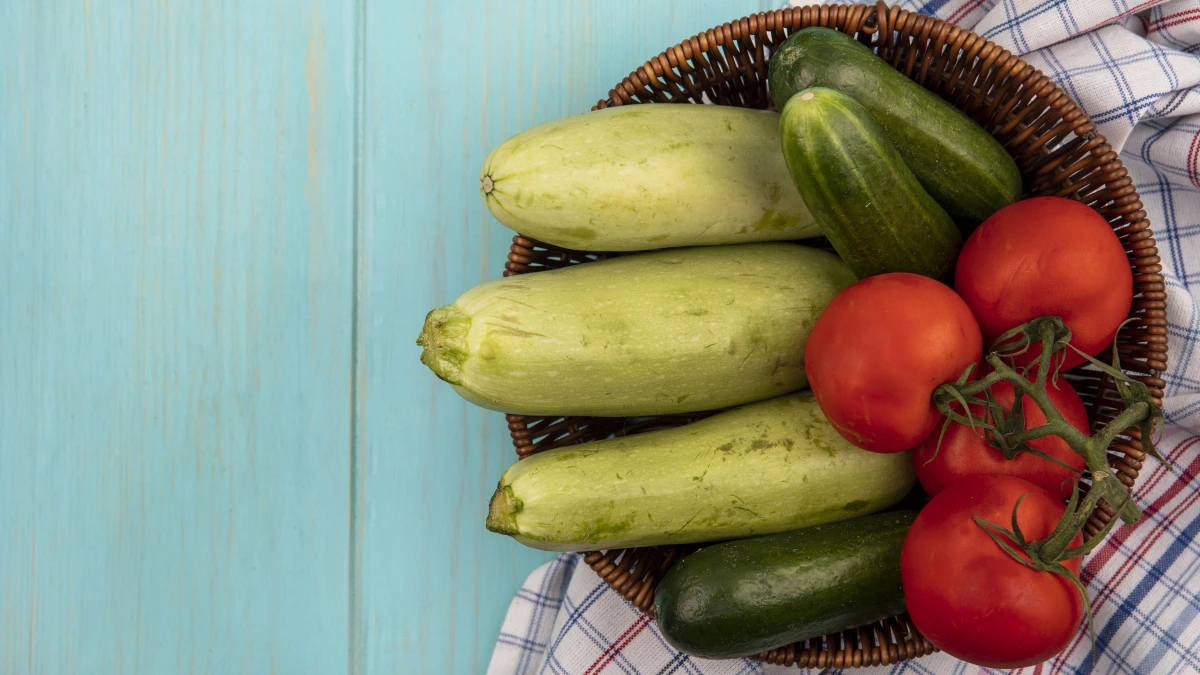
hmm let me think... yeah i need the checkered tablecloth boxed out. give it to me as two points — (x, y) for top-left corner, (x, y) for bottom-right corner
(486, 2), (1200, 673)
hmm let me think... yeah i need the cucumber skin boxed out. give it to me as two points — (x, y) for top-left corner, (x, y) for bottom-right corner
(486, 392), (916, 551)
(768, 27), (1021, 225)
(654, 510), (918, 659)
(781, 88), (961, 281)
(481, 105), (819, 251)
(417, 244), (856, 417)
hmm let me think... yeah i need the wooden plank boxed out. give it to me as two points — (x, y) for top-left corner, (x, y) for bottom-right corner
(0, 2), (357, 673)
(355, 2), (777, 673)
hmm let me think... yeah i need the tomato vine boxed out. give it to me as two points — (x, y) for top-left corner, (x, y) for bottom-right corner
(932, 315), (1166, 656)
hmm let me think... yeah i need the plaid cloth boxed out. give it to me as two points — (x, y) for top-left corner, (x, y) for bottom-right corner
(487, 2), (1200, 673)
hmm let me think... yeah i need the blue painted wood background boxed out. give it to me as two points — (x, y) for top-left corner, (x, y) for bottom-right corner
(0, 1), (773, 672)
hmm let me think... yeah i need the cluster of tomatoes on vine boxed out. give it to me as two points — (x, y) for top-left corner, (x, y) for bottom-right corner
(805, 196), (1164, 668)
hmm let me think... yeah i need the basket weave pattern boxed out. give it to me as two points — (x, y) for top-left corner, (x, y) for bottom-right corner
(500, 3), (1167, 668)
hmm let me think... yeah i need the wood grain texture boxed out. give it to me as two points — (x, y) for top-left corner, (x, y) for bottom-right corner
(0, 1), (356, 673)
(357, 1), (777, 673)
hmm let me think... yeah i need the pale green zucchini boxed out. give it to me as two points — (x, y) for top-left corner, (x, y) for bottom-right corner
(417, 243), (855, 417)
(486, 392), (916, 551)
(480, 105), (820, 251)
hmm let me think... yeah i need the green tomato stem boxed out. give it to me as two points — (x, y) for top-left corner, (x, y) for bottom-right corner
(936, 315), (1162, 562)
(949, 315), (1162, 664)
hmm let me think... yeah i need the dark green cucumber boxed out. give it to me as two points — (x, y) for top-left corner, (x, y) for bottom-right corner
(768, 27), (1021, 225)
(653, 510), (918, 659)
(780, 87), (961, 281)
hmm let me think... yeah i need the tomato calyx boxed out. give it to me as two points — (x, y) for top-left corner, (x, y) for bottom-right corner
(927, 372), (1083, 474)
(972, 478), (1132, 662)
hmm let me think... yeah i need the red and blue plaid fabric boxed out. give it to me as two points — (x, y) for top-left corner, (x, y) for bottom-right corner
(487, 2), (1200, 673)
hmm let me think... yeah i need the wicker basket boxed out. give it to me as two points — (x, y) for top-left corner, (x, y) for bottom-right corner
(500, 2), (1168, 669)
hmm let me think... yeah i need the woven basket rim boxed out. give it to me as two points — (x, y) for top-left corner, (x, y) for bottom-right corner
(501, 2), (1167, 669)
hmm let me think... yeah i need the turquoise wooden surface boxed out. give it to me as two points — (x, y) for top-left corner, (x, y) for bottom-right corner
(0, 1), (772, 673)
(0, 1), (357, 673)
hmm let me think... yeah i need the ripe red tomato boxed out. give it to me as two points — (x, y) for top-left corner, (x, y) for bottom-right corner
(913, 377), (1089, 500)
(805, 273), (982, 453)
(901, 475), (1084, 668)
(955, 196), (1132, 369)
